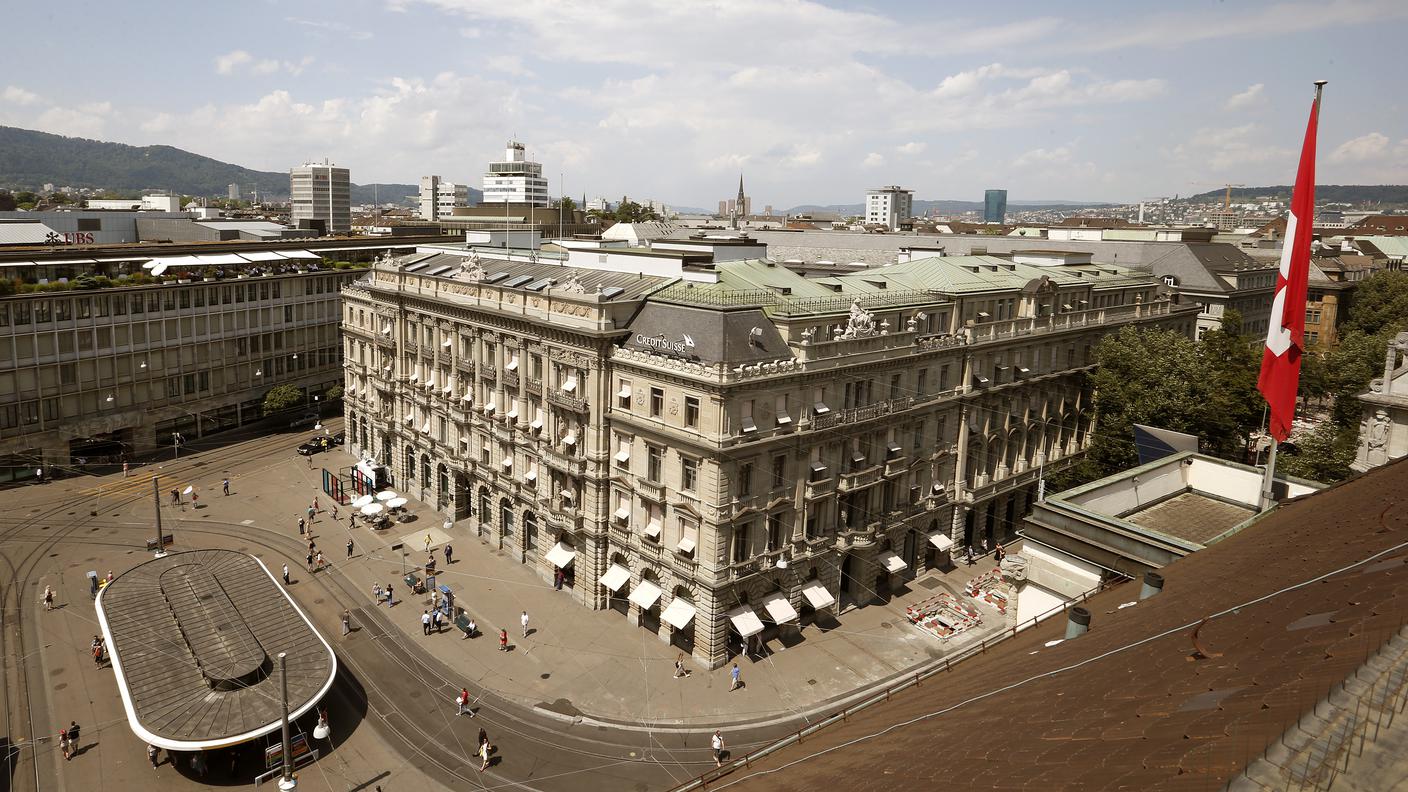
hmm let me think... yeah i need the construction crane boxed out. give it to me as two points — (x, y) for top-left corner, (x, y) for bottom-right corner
(1189, 182), (1246, 209)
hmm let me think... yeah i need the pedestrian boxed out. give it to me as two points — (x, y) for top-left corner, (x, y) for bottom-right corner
(298, 517), (305, 536)
(170, 489), (179, 505)
(965, 546), (976, 566)
(315, 550), (324, 571)
(147, 743), (159, 769)
(308, 505), (316, 523)
(729, 663), (742, 691)
(106, 570), (114, 585)
(307, 454), (312, 469)
(341, 609), (351, 636)
(59, 728), (70, 760)
(444, 544), (453, 565)
(348, 516), (355, 531)
(191, 493), (198, 508)
(433, 609), (443, 633)
(553, 567), (564, 590)
(346, 539), (354, 559)
(385, 583), (393, 606)
(222, 478), (229, 496)
(331, 503), (339, 519)
(42, 585), (53, 611)
(306, 551), (314, 572)
(373, 582), (383, 604)
(123, 461), (130, 478)
(520, 610), (529, 637)
(92, 636), (104, 667)
(981, 536), (990, 555)
(994, 542), (1005, 564)
(457, 687), (473, 716)
(314, 497), (320, 513)
(282, 564), (290, 585)
(67, 721), (80, 755)
(465, 616), (477, 638)
(308, 538), (316, 555)
(422, 610), (431, 635)
(674, 653), (687, 679)
(424, 532), (432, 552)
(478, 737), (491, 771)
(499, 628), (508, 651)
(712, 729), (725, 767)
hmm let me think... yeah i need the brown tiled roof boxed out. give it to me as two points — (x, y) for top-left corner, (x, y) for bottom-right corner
(726, 458), (1408, 792)
(1349, 214), (1408, 235)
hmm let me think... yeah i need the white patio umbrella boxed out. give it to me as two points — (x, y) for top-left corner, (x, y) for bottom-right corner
(351, 494), (374, 508)
(386, 497), (408, 510)
(360, 503), (384, 516)
(375, 491), (397, 502)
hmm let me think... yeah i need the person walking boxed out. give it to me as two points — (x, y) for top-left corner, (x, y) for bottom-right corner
(421, 610), (431, 636)
(346, 539), (354, 559)
(711, 730), (725, 767)
(674, 653), (687, 679)
(373, 582), (383, 604)
(965, 546), (976, 566)
(59, 728), (70, 760)
(478, 736), (491, 771)
(341, 609), (351, 636)
(306, 551), (315, 573)
(314, 497), (320, 513)
(444, 544), (453, 565)
(147, 743), (160, 769)
(385, 583), (394, 607)
(498, 628), (508, 652)
(331, 503), (339, 520)
(457, 687), (472, 716)
(298, 517), (305, 536)
(424, 532), (433, 553)
(729, 663), (742, 691)
(67, 721), (81, 756)
(553, 568), (564, 591)
(123, 461), (130, 478)
(222, 478), (230, 496)
(308, 505), (316, 524)
(282, 564), (290, 585)
(91, 636), (104, 667)
(994, 542), (1006, 564)
(348, 516), (356, 531)
(434, 609), (444, 633)
(315, 550), (325, 571)
(42, 585), (53, 611)
(520, 610), (530, 638)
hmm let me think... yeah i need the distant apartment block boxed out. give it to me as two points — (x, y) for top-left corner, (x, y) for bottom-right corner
(482, 141), (549, 206)
(419, 176), (471, 221)
(290, 161), (351, 235)
(865, 186), (913, 230)
(228, 183), (241, 201)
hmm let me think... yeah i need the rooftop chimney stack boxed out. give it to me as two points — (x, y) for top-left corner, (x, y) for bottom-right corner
(1065, 606), (1092, 640)
(1140, 571), (1165, 600)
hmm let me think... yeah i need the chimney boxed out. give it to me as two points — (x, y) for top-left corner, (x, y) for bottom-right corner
(1065, 606), (1091, 640)
(1139, 571), (1164, 600)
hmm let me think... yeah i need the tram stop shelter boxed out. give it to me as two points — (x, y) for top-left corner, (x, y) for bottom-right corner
(95, 549), (337, 751)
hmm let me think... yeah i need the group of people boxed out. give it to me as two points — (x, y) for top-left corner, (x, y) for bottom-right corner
(57, 721), (81, 760)
(90, 635), (107, 667)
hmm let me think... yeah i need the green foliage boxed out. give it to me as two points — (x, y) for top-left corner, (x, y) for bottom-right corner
(261, 384), (303, 416)
(612, 200), (662, 223)
(326, 385), (344, 401)
(557, 195), (577, 214)
(1278, 422), (1357, 483)
(1185, 185), (1408, 205)
(1341, 271), (1408, 338)
(0, 191), (15, 211)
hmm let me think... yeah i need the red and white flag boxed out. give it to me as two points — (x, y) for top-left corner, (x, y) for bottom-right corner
(1258, 86), (1323, 442)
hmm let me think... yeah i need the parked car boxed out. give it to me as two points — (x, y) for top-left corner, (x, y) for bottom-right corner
(288, 412), (319, 429)
(297, 437), (330, 456)
(332, 431), (346, 446)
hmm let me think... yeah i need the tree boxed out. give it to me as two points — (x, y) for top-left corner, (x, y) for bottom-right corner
(1278, 422), (1356, 483)
(262, 384), (303, 416)
(0, 191), (15, 211)
(1341, 270), (1408, 337)
(556, 195), (577, 214)
(326, 385), (344, 401)
(1195, 310), (1263, 459)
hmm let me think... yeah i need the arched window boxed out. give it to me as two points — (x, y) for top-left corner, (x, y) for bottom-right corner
(438, 464), (449, 496)
(523, 511), (538, 552)
(420, 454), (431, 489)
(500, 498), (513, 538)
(405, 447), (415, 480)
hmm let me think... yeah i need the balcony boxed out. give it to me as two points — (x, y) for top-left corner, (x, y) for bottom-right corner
(403, 338), (418, 354)
(838, 464), (884, 492)
(544, 507), (583, 534)
(502, 370), (520, 389)
(804, 476), (835, 500)
(635, 478), (666, 503)
(813, 396), (912, 431)
(540, 446), (586, 477)
(547, 390), (589, 413)
(455, 359), (475, 377)
(525, 376), (542, 394)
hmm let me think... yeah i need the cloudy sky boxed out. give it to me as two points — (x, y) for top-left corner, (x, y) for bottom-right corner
(3, 0), (1406, 207)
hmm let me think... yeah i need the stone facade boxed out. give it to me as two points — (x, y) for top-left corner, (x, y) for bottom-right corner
(344, 246), (1200, 667)
(1353, 331), (1408, 472)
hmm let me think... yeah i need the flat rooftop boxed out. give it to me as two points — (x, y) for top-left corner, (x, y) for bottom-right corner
(96, 550), (336, 751)
(1124, 491), (1257, 544)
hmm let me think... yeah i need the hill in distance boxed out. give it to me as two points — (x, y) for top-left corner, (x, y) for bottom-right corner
(0, 125), (418, 204)
(1183, 185), (1408, 205)
(786, 198), (1112, 216)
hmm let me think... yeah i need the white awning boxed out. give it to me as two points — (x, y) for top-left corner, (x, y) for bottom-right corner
(562, 432), (576, 446)
(628, 580), (662, 610)
(196, 253), (246, 266)
(506, 407), (518, 420)
(928, 532), (954, 551)
(442, 339), (452, 348)
(382, 323), (393, 335)
(762, 593), (799, 624)
(726, 606), (765, 638)
(403, 415), (413, 425)
(614, 506), (630, 521)
(506, 356), (519, 371)
(524, 468), (537, 482)
(420, 421), (431, 434)
(676, 536), (696, 554)
(544, 542), (575, 568)
(662, 598), (697, 630)
(801, 581), (835, 609)
(485, 400), (497, 413)
(599, 564), (631, 592)
(409, 373), (419, 383)
(500, 457), (512, 468)
(461, 392), (474, 403)
(425, 373), (436, 389)
(644, 520), (662, 538)
(877, 550), (908, 573)
(562, 376), (577, 393)
(614, 448), (631, 463)
(618, 385), (632, 399)
(283, 250), (322, 259)
(443, 384), (453, 395)
(530, 416), (543, 430)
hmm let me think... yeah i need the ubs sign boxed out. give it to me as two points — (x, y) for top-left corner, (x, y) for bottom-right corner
(45, 231), (95, 245)
(635, 332), (696, 358)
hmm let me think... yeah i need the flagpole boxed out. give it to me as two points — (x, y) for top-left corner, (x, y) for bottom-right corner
(1259, 79), (1325, 511)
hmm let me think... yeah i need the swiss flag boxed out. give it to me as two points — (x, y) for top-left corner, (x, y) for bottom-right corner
(1258, 88), (1322, 442)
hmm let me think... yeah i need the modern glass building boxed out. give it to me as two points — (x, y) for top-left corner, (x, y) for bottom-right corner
(984, 189), (1008, 224)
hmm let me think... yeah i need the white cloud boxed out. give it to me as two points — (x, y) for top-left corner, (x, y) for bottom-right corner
(1011, 146), (1072, 169)
(862, 152), (885, 167)
(1330, 132), (1390, 163)
(1171, 124), (1294, 173)
(35, 105), (109, 138)
(214, 50), (252, 75)
(3, 85), (40, 105)
(896, 142), (926, 155)
(285, 17), (373, 40)
(1224, 83), (1265, 111)
(1070, 0), (1408, 53)
(484, 55), (533, 77)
